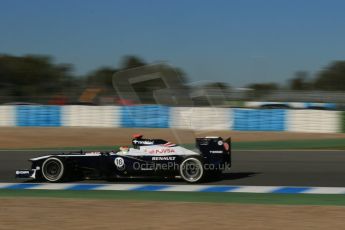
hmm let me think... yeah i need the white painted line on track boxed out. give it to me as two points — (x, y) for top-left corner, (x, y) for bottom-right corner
(160, 185), (210, 192)
(29, 183), (75, 190)
(2, 183), (345, 194)
(230, 186), (280, 193)
(93, 184), (143, 191)
(0, 183), (15, 189)
(303, 187), (345, 194)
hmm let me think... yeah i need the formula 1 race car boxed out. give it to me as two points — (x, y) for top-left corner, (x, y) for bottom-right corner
(16, 135), (231, 183)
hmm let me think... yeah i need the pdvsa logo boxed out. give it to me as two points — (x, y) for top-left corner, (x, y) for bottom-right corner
(148, 148), (176, 154)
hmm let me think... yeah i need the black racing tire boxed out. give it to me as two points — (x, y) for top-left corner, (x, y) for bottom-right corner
(41, 157), (68, 182)
(179, 157), (204, 183)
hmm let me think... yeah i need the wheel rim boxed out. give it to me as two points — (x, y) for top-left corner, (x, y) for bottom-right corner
(42, 158), (64, 181)
(180, 158), (203, 182)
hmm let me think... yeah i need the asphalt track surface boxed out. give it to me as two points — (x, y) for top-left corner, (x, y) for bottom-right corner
(1, 150), (345, 187)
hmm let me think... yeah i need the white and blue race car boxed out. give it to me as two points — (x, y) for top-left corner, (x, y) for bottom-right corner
(16, 135), (231, 183)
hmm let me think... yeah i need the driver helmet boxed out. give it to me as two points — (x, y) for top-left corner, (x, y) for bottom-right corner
(119, 146), (129, 153)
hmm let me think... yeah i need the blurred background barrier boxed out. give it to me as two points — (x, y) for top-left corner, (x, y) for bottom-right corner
(16, 106), (61, 127)
(120, 105), (170, 128)
(286, 110), (341, 133)
(0, 106), (15, 127)
(233, 109), (286, 131)
(170, 107), (230, 130)
(0, 105), (345, 133)
(244, 101), (337, 110)
(62, 106), (120, 127)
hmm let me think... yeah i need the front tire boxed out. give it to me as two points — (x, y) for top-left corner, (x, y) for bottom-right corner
(179, 157), (204, 183)
(41, 157), (66, 182)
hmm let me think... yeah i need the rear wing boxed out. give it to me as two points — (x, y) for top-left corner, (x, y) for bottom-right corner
(224, 137), (231, 165)
(196, 136), (231, 155)
(224, 137), (231, 155)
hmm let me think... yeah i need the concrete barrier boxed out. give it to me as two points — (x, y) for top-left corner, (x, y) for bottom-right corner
(1, 105), (344, 134)
(170, 107), (230, 130)
(120, 105), (170, 128)
(62, 106), (120, 127)
(233, 109), (286, 131)
(0, 106), (15, 127)
(16, 106), (61, 127)
(287, 110), (341, 133)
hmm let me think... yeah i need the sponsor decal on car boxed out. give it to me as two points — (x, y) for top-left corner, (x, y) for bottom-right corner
(210, 150), (223, 154)
(133, 140), (154, 145)
(152, 156), (176, 161)
(16, 170), (30, 175)
(114, 157), (125, 168)
(85, 152), (101, 155)
(147, 148), (176, 154)
(162, 142), (176, 147)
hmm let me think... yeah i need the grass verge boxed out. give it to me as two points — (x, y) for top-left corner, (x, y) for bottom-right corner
(1, 189), (345, 206)
(234, 138), (345, 150)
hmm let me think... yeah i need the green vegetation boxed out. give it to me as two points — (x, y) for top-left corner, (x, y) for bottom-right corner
(0, 55), (187, 104)
(1, 54), (345, 104)
(1, 189), (345, 206)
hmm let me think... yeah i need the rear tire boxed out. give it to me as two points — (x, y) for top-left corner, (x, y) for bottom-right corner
(179, 157), (204, 183)
(41, 157), (67, 182)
